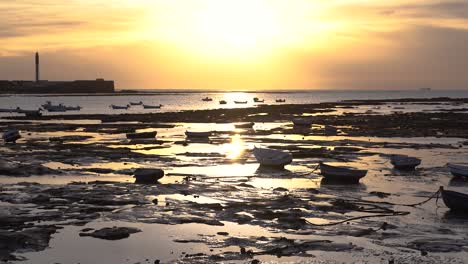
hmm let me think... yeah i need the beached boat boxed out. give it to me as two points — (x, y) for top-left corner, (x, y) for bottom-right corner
(2, 130), (21, 143)
(253, 97), (264, 103)
(253, 147), (293, 168)
(319, 162), (367, 183)
(130, 101), (143, 105)
(219, 100), (227, 105)
(202, 97), (213, 102)
(390, 155), (421, 170)
(142, 104), (162, 109)
(292, 118), (313, 126)
(110, 104), (129, 110)
(234, 122), (255, 129)
(276, 99), (286, 103)
(234, 101), (248, 104)
(447, 163), (468, 178)
(185, 131), (211, 138)
(440, 187), (468, 212)
(126, 131), (157, 139)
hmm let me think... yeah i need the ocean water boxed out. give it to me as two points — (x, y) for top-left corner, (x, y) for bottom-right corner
(0, 89), (467, 116)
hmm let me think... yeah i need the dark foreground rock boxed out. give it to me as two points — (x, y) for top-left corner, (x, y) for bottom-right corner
(79, 226), (141, 240)
(134, 168), (164, 184)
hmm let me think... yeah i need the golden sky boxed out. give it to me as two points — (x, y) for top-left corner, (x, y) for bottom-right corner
(1, 0), (468, 90)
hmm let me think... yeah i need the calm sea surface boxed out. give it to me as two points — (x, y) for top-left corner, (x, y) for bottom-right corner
(1, 89), (468, 116)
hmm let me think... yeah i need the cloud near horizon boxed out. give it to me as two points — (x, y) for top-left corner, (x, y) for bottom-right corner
(1, 0), (468, 90)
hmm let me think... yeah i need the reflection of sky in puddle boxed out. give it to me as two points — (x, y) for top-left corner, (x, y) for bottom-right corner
(249, 178), (319, 190)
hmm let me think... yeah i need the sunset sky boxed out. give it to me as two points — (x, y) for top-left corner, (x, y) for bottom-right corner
(1, 0), (468, 90)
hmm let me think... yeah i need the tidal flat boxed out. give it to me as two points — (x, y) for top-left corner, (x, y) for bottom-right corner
(1, 98), (468, 263)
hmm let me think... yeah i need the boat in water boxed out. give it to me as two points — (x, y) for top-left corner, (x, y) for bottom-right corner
(142, 104), (162, 109)
(253, 97), (264, 103)
(292, 118), (313, 127)
(185, 131), (211, 138)
(447, 163), (468, 178)
(440, 186), (468, 213)
(219, 100), (227, 105)
(234, 122), (255, 129)
(129, 101), (143, 106)
(202, 97), (213, 102)
(253, 147), (293, 168)
(110, 104), (129, 110)
(2, 130), (21, 143)
(319, 162), (367, 183)
(390, 155), (421, 170)
(126, 131), (157, 139)
(234, 101), (248, 104)
(276, 99), (286, 103)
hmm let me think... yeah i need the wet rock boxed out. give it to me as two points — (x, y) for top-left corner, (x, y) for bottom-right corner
(134, 168), (164, 184)
(79, 226), (141, 240)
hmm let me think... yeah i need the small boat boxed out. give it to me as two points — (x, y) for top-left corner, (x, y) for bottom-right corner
(0, 108), (14, 113)
(65, 106), (81, 111)
(126, 131), (157, 139)
(253, 147), (293, 168)
(46, 104), (68, 112)
(18, 109), (42, 117)
(440, 186), (468, 212)
(219, 100), (227, 105)
(143, 104), (162, 109)
(253, 97), (264, 103)
(185, 131), (211, 138)
(234, 101), (248, 104)
(129, 101), (143, 105)
(2, 130), (21, 143)
(234, 122), (254, 129)
(276, 99), (286, 103)
(202, 97), (213, 102)
(319, 162), (367, 183)
(447, 163), (468, 178)
(292, 118), (313, 127)
(110, 104), (129, 110)
(390, 155), (421, 170)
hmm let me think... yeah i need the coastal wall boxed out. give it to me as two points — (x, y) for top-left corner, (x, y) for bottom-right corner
(0, 79), (115, 94)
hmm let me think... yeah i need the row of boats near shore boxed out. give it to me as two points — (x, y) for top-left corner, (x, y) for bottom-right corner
(110, 101), (163, 110)
(203, 97), (286, 105)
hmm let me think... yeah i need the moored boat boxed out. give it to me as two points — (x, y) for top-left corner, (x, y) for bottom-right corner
(390, 155), (421, 170)
(234, 101), (248, 104)
(253, 147), (293, 168)
(319, 162), (367, 183)
(110, 104), (129, 110)
(202, 97), (213, 102)
(185, 131), (211, 138)
(130, 101), (143, 105)
(440, 186), (468, 213)
(447, 163), (468, 178)
(292, 118), (313, 127)
(65, 105), (81, 111)
(2, 130), (21, 143)
(234, 122), (255, 129)
(219, 100), (227, 105)
(142, 104), (162, 109)
(276, 99), (286, 103)
(253, 97), (264, 103)
(126, 131), (157, 139)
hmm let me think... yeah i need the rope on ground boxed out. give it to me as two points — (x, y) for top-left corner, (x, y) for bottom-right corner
(360, 189), (441, 207)
(305, 211), (410, 227)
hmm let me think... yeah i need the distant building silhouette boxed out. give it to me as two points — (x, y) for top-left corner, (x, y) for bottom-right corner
(35, 52), (40, 82)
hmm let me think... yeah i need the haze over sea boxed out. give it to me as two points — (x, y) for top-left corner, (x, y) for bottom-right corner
(2, 89), (468, 116)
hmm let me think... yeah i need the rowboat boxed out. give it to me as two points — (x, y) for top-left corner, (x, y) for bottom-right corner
(447, 163), (468, 178)
(234, 122), (255, 129)
(292, 118), (313, 127)
(276, 99), (286, 103)
(202, 97), (213, 102)
(110, 104), (129, 110)
(2, 130), (21, 143)
(319, 162), (367, 183)
(142, 104), (162, 109)
(253, 147), (293, 168)
(129, 101), (143, 105)
(219, 100), (227, 105)
(185, 131), (211, 138)
(253, 97), (264, 103)
(390, 155), (421, 170)
(126, 131), (157, 139)
(234, 101), (248, 104)
(440, 186), (468, 212)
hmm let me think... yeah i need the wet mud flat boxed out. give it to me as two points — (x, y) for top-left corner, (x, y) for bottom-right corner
(1, 98), (468, 263)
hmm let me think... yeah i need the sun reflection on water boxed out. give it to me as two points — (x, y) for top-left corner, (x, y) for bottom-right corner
(224, 134), (245, 159)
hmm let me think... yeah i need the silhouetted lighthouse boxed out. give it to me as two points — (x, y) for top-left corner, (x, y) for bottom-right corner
(35, 52), (40, 82)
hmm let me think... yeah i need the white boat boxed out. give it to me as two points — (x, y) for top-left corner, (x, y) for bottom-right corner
(319, 162), (367, 183)
(448, 163), (468, 178)
(2, 130), (21, 143)
(390, 155), (421, 170)
(130, 101), (143, 105)
(110, 104), (129, 110)
(185, 131), (211, 138)
(202, 97), (213, 102)
(142, 104), (162, 109)
(253, 147), (293, 168)
(292, 118), (313, 126)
